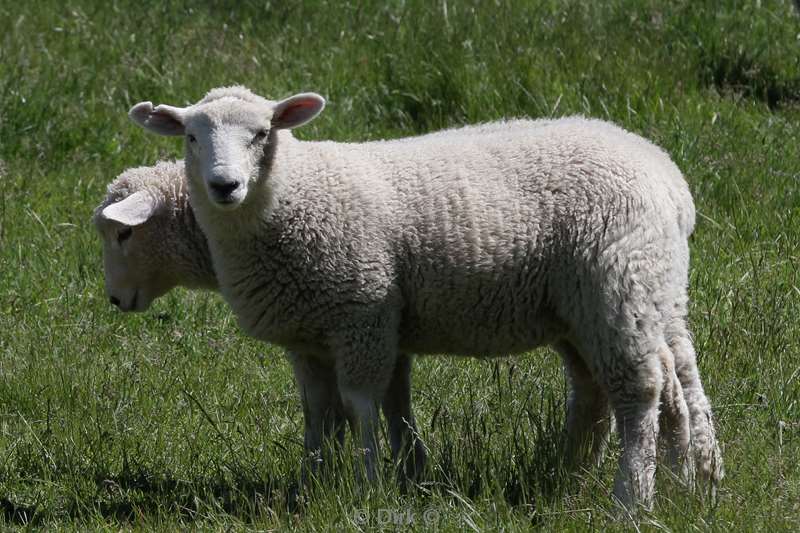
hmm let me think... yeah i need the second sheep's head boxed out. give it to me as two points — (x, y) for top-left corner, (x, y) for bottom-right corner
(129, 86), (325, 210)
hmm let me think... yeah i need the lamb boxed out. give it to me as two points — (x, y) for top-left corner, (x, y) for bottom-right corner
(128, 86), (723, 508)
(95, 160), (698, 496)
(92, 161), (426, 482)
(92, 160), (217, 311)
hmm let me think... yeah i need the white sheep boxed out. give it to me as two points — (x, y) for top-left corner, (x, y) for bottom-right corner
(128, 86), (722, 508)
(92, 161), (217, 311)
(94, 160), (700, 495)
(92, 161), (426, 482)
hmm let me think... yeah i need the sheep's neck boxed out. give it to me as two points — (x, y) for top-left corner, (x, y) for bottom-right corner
(172, 181), (218, 290)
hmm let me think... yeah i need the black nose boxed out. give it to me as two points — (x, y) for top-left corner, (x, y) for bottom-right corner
(210, 181), (239, 198)
(109, 296), (121, 307)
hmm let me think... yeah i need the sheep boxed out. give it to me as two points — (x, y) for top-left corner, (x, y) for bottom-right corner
(92, 161), (426, 482)
(94, 160), (697, 495)
(92, 161), (701, 499)
(128, 86), (722, 508)
(92, 160), (217, 311)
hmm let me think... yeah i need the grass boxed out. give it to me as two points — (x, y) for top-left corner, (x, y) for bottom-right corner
(1, 0), (800, 529)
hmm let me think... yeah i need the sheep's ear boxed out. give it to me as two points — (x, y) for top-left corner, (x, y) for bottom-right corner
(101, 191), (159, 226)
(271, 93), (325, 129)
(129, 101), (187, 136)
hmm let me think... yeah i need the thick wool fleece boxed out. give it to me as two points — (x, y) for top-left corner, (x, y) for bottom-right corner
(198, 118), (692, 362)
(134, 87), (722, 508)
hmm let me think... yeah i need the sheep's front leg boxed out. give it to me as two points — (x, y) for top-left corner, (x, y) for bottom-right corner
(340, 386), (383, 484)
(334, 315), (398, 485)
(288, 352), (346, 479)
(382, 353), (427, 487)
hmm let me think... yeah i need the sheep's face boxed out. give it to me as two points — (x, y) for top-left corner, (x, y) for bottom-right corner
(129, 88), (325, 210)
(93, 191), (173, 312)
(182, 99), (270, 210)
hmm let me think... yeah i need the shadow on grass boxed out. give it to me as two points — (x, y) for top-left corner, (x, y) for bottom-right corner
(1, 469), (290, 527)
(427, 375), (574, 515)
(701, 49), (800, 109)
(1, 498), (39, 527)
(2, 367), (581, 527)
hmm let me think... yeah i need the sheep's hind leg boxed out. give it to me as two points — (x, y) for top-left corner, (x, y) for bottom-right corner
(582, 329), (663, 511)
(381, 353), (427, 488)
(608, 350), (663, 511)
(555, 340), (611, 472)
(558, 339), (692, 489)
(667, 318), (723, 499)
(657, 346), (693, 485)
(289, 352), (346, 481)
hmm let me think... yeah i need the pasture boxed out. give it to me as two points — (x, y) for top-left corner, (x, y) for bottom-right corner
(1, 0), (799, 530)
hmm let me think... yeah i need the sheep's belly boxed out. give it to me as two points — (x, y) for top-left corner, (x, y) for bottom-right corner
(398, 311), (559, 357)
(398, 284), (561, 357)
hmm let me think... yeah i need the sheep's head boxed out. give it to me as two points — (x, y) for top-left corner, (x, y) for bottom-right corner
(93, 189), (174, 312)
(129, 87), (325, 210)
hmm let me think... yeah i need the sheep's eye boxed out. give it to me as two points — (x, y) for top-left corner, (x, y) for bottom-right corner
(117, 227), (132, 244)
(253, 129), (267, 143)
(187, 134), (197, 143)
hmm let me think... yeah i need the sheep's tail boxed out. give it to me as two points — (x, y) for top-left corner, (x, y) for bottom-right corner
(679, 192), (696, 239)
(673, 167), (696, 239)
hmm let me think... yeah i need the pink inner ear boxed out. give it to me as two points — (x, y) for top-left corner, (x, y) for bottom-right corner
(276, 102), (311, 124)
(287, 101), (316, 111)
(272, 95), (324, 129)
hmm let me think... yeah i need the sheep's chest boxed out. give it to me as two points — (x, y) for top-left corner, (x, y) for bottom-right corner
(215, 230), (389, 347)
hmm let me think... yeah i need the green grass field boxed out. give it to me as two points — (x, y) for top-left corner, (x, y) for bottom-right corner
(2, 0), (800, 530)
